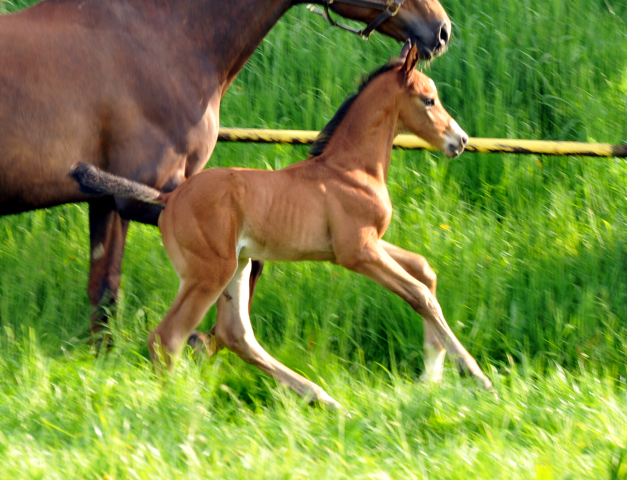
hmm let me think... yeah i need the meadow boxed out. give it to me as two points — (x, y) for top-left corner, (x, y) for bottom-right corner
(1, 0), (627, 477)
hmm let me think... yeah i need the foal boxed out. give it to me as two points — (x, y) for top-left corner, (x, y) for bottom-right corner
(72, 42), (493, 408)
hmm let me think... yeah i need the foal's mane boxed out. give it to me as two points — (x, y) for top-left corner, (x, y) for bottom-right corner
(308, 60), (401, 158)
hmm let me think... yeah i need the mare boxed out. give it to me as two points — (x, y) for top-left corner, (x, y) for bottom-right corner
(71, 42), (494, 408)
(0, 0), (452, 338)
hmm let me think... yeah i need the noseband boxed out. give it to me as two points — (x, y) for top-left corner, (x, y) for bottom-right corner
(307, 0), (407, 39)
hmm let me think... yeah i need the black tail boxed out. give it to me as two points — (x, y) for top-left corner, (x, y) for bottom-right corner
(70, 163), (165, 206)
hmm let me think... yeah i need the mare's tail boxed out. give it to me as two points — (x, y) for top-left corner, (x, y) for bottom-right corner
(70, 163), (166, 207)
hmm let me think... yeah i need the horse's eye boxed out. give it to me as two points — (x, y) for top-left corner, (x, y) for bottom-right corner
(423, 97), (435, 107)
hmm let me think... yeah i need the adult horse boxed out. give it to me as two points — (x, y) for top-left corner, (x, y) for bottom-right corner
(0, 0), (451, 337)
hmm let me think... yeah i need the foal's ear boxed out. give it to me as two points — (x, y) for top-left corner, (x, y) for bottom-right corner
(400, 41), (419, 80)
(399, 39), (412, 62)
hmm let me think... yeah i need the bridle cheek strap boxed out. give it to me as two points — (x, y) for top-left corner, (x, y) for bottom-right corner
(307, 0), (406, 40)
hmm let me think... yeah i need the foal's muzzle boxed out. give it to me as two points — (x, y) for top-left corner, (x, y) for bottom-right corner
(444, 120), (468, 158)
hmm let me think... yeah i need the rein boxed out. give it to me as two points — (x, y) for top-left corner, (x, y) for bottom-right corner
(307, 0), (406, 39)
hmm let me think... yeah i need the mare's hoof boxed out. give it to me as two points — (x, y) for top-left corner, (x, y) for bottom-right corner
(88, 331), (113, 354)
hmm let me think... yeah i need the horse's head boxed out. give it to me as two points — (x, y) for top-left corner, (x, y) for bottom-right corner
(319, 0), (451, 59)
(395, 41), (467, 157)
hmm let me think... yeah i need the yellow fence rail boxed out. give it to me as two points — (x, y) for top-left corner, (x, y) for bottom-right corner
(218, 128), (627, 158)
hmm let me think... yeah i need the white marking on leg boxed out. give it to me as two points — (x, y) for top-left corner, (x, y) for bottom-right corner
(225, 258), (251, 312)
(92, 242), (105, 261)
(420, 344), (446, 383)
(216, 258), (341, 408)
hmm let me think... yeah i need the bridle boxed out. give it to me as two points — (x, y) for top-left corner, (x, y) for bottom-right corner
(307, 0), (407, 40)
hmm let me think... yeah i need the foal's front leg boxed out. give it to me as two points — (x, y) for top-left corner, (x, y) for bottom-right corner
(214, 259), (341, 409)
(379, 241), (446, 383)
(341, 240), (493, 391)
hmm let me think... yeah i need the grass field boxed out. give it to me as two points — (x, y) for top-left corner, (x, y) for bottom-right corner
(1, 0), (627, 477)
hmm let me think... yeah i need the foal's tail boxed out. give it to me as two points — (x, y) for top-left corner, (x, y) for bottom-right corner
(70, 163), (166, 207)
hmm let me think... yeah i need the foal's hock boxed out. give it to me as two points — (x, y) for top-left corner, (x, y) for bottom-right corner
(72, 43), (491, 408)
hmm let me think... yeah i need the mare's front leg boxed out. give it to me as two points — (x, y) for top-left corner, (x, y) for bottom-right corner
(338, 239), (493, 391)
(87, 197), (130, 340)
(379, 240), (446, 383)
(212, 259), (341, 409)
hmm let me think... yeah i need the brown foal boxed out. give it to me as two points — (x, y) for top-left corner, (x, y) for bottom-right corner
(72, 42), (493, 408)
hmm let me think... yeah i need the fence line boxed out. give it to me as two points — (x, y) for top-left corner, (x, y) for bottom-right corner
(217, 128), (627, 158)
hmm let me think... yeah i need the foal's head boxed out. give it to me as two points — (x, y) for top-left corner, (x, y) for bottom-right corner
(394, 42), (468, 158)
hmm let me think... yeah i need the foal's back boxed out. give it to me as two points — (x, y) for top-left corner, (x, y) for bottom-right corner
(160, 163), (344, 264)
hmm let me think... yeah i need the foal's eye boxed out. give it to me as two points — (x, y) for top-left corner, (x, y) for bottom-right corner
(423, 97), (435, 107)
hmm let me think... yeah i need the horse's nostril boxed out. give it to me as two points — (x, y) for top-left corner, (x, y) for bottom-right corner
(439, 21), (450, 47)
(461, 134), (468, 147)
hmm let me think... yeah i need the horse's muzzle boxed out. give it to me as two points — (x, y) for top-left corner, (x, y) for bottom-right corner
(444, 120), (468, 158)
(411, 17), (451, 60)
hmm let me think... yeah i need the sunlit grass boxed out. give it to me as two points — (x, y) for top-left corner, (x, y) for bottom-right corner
(0, 327), (626, 478)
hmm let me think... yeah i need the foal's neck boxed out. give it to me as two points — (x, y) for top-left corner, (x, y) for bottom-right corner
(322, 75), (402, 183)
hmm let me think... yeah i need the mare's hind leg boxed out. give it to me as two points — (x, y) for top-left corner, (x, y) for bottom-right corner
(213, 259), (341, 409)
(379, 240), (446, 383)
(87, 198), (130, 340)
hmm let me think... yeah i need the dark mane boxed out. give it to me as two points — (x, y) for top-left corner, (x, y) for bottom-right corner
(308, 60), (401, 158)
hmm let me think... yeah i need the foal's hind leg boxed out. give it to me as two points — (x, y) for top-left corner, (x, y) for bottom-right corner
(148, 257), (237, 371)
(379, 241), (446, 383)
(188, 258), (261, 355)
(187, 259), (264, 352)
(248, 260), (264, 311)
(213, 259), (341, 409)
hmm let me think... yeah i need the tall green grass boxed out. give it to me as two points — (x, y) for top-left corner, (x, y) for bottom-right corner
(1, 332), (626, 478)
(1, 0), (627, 476)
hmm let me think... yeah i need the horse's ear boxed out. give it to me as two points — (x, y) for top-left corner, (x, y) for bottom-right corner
(399, 39), (412, 62)
(401, 42), (419, 80)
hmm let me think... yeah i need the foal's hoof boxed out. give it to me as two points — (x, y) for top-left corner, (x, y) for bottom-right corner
(476, 376), (499, 400)
(187, 331), (220, 357)
(478, 375), (494, 391)
(187, 331), (209, 352)
(318, 393), (343, 411)
(419, 371), (444, 384)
